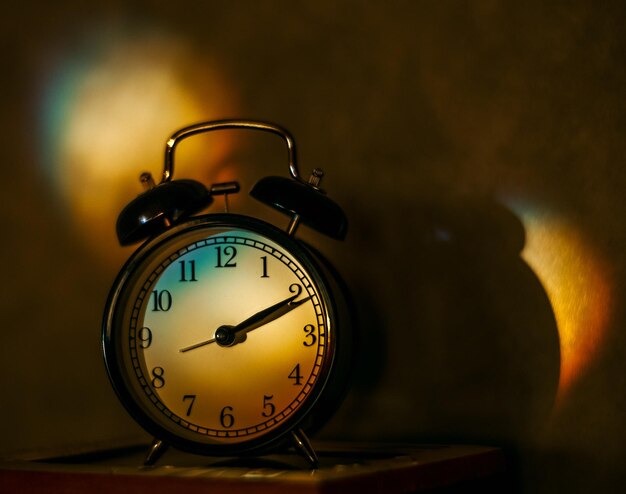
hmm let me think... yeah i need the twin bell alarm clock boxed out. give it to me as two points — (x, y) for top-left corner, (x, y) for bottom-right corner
(102, 120), (353, 467)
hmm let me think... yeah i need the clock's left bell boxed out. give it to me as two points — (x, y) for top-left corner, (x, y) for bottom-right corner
(116, 172), (212, 246)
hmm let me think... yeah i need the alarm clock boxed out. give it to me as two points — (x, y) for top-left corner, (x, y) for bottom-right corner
(102, 120), (353, 468)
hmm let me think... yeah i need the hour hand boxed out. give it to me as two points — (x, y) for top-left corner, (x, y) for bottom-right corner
(179, 288), (310, 352)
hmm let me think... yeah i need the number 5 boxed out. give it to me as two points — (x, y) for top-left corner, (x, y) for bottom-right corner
(262, 395), (275, 417)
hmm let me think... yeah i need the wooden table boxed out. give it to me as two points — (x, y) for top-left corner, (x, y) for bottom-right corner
(0, 442), (510, 493)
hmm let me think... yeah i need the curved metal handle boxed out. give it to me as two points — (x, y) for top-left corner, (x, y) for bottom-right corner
(162, 120), (300, 184)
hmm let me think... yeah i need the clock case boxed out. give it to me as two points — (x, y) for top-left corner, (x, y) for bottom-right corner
(101, 120), (353, 467)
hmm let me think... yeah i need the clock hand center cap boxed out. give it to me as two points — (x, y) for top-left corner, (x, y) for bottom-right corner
(215, 325), (236, 347)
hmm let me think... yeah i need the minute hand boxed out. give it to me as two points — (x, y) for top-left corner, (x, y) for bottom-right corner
(231, 293), (311, 336)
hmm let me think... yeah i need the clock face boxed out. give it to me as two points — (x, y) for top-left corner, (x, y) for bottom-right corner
(103, 216), (334, 453)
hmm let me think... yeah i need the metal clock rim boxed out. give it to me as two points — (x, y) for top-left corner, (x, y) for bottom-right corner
(102, 213), (340, 457)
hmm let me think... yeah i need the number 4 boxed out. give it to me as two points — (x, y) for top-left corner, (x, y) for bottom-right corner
(288, 364), (303, 386)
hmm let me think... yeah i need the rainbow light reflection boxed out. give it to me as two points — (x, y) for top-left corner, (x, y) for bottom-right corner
(39, 29), (237, 264)
(506, 199), (612, 409)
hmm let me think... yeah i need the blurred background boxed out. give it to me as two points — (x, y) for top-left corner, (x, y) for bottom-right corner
(2, 0), (625, 491)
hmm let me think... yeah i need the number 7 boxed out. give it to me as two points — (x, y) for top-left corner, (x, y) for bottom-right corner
(183, 394), (196, 416)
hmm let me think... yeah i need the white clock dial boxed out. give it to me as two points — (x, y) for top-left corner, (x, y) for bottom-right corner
(111, 223), (332, 447)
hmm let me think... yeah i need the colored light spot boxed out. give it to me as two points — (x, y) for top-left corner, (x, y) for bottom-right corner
(506, 200), (612, 410)
(39, 29), (238, 264)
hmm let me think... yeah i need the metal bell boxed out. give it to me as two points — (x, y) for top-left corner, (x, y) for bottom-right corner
(116, 175), (211, 246)
(251, 170), (348, 240)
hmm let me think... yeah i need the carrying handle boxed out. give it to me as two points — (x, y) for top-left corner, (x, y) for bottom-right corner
(162, 120), (301, 184)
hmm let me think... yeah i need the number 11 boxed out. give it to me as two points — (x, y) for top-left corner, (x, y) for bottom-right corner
(179, 260), (197, 282)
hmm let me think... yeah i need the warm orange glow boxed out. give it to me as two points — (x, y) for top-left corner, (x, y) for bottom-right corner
(510, 203), (612, 409)
(41, 30), (238, 264)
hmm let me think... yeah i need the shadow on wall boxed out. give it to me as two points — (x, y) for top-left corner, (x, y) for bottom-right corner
(321, 193), (560, 448)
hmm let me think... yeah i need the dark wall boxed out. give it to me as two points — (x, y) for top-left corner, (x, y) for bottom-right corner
(2, 1), (626, 491)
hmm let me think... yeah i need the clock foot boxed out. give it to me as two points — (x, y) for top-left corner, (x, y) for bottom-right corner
(291, 428), (319, 469)
(143, 438), (169, 466)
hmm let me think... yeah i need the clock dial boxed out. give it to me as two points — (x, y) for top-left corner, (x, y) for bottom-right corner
(106, 219), (334, 451)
